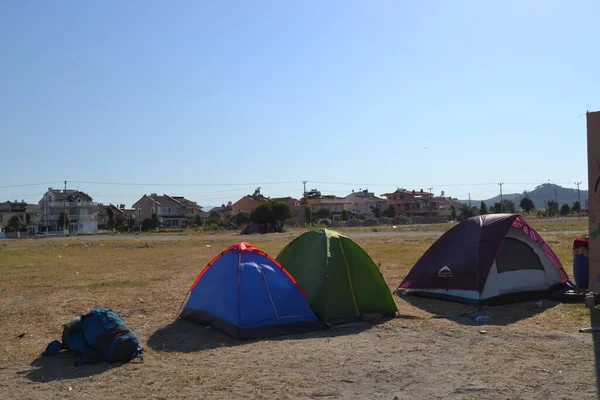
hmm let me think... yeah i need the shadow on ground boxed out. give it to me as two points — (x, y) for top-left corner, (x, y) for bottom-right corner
(400, 294), (558, 326)
(19, 353), (127, 382)
(147, 317), (391, 353)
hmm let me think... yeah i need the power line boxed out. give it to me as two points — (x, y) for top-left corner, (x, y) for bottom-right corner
(0, 181), (63, 189)
(4, 179), (587, 190)
(69, 180), (300, 187)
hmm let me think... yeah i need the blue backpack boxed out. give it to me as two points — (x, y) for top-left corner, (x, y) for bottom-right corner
(43, 308), (143, 365)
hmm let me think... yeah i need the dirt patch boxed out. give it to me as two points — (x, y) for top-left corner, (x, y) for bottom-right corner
(0, 225), (596, 399)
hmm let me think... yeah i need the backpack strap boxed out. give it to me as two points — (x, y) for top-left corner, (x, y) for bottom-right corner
(42, 340), (64, 357)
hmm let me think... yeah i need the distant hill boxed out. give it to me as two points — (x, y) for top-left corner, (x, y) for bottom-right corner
(461, 183), (588, 210)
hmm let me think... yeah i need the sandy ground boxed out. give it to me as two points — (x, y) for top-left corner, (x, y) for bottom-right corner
(0, 310), (596, 400)
(0, 226), (597, 399)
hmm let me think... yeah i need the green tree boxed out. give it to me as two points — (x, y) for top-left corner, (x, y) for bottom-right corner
(58, 212), (70, 231)
(370, 206), (382, 218)
(141, 218), (154, 231)
(194, 214), (203, 226)
(106, 207), (115, 230)
(546, 200), (559, 216)
(492, 202), (502, 213)
(7, 215), (24, 232)
(560, 203), (571, 216)
(450, 205), (457, 220)
(126, 215), (136, 231)
(314, 208), (332, 220)
(234, 211), (250, 227)
(341, 210), (348, 221)
(520, 198), (535, 213)
(382, 205), (396, 218)
(271, 201), (292, 230)
(459, 204), (477, 220)
(572, 201), (582, 213)
(304, 206), (312, 224)
(502, 199), (516, 214)
(114, 213), (126, 231)
(151, 213), (159, 229)
(208, 211), (221, 225)
(250, 202), (273, 223)
(479, 201), (488, 215)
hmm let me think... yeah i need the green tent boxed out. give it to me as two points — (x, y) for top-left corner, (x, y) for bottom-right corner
(276, 229), (397, 321)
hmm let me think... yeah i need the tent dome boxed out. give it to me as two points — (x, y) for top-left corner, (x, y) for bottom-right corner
(398, 214), (569, 305)
(276, 229), (397, 321)
(180, 242), (323, 339)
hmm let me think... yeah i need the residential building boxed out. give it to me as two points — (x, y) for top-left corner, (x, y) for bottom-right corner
(435, 196), (461, 218)
(232, 196), (261, 216)
(97, 204), (134, 231)
(132, 194), (184, 228)
(381, 188), (436, 217)
(304, 190), (351, 222)
(131, 194), (203, 228)
(39, 188), (98, 233)
(0, 201), (27, 228)
(207, 202), (232, 224)
(381, 188), (459, 218)
(272, 197), (304, 223)
(344, 189), (387, 218)
(171, 197), (203, 220)
(0, 201), (39, 234)
(26, 204), (40, 234)
(232, 187), (267, 215)
(272, 197), (301, 208)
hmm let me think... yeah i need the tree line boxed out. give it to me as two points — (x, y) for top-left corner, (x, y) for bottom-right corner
(453, 198), (584, 221)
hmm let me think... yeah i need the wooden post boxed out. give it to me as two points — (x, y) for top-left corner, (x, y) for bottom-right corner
(587, 111), (600, 293)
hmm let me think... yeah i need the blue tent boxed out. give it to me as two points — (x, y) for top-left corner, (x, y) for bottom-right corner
(180, 242), (323, 339)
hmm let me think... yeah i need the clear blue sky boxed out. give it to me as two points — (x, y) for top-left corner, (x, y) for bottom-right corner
(2, 1), (598, 207)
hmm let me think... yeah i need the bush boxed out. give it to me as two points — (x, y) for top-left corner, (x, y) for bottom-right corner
(346, 219), (362, 227)
(202, 224), (221, 232)
(377, 217), (392, 225)
(392, 216), (409, 225)
(362, 218), (379, 227)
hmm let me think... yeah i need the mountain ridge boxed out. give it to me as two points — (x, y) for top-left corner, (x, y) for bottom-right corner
(460, 183), (588, 210)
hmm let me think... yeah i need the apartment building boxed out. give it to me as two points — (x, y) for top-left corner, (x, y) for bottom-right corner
(39, 188), (98, 233)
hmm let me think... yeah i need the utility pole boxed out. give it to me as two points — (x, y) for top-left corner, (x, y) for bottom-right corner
(555, 186), (558, 206)
(575, 181), (582, 205)
(468, 193), (471, 207)
(63, 180), (67, 234)
(498, 182), (504, 212)
(302, 181), (308, 227)
(428, 187), (433, 194)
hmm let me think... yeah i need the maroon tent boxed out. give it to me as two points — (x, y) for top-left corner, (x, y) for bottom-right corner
(398, 214), (569, 305)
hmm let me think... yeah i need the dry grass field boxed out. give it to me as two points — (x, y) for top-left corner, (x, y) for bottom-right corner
(0, 217), (597, 399)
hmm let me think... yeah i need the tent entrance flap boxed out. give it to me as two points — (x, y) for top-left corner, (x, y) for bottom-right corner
(496, 238), (545, 273)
